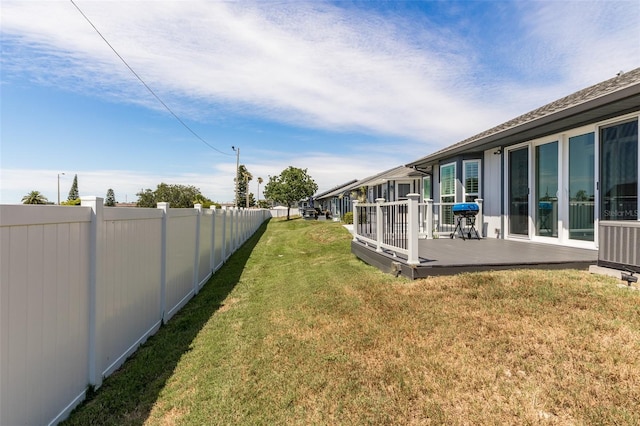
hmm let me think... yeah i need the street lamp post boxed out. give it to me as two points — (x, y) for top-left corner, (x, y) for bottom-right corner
(57, 172), (65, 205)
(232, 146), (240, 208)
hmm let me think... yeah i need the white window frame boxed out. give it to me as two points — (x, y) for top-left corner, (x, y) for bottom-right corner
(423, 175), (432, 200)
(440, 162), (456, 202)
(463, 159), (481, 202)
(396, 181), (412, 200)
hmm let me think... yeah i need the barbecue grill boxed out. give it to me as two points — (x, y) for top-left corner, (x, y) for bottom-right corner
(450, 203), (480, 240)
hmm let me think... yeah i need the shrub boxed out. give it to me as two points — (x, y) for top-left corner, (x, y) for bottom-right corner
(342, 211), (353, 224)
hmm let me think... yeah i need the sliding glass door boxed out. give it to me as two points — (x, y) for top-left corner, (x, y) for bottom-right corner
(508, 147), (529, 236)
(568, 133), (595, 241)
(535, 141), (558, 238)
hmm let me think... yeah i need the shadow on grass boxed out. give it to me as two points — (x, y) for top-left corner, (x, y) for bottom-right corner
(62, 219), (271, 426)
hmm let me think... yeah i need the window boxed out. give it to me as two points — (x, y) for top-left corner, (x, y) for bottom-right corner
(463, 160), (480, 202)
(423, 176), (432, 200)
(440, 163), (456, 201)
(440, 162), (456, 224)
(600, 120), (638, 221)
(397, 183), (411, 199)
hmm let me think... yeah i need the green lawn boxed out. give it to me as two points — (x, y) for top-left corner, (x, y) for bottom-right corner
(64, 218), (640, 425)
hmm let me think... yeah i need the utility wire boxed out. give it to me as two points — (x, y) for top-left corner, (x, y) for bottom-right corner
(70, 0), (232, 156)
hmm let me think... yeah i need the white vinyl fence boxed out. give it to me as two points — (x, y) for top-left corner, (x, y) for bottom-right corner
(0, 198), (269, 426)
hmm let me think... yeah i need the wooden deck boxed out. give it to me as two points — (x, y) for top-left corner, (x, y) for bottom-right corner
(352, 238), (598, 279)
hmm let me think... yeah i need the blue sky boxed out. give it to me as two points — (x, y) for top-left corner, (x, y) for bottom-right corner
(1, 1), (639, 204)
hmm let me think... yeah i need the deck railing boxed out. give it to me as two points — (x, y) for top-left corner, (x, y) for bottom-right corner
(353, 194), (420, 265)
(353, 196), (483, 263)
(418, 199), (483, 238)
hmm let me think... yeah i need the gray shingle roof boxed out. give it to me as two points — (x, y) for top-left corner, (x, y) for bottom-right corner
(408, 67), (640, 168)
(314, 179), (358, 199)
(316, 165), (425, 199)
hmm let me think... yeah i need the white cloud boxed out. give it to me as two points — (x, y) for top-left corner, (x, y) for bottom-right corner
(1, 0), (506, 143)
(0, 149), (399, 205)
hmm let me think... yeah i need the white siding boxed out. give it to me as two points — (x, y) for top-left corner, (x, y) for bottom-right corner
(484, 148), (503, 238)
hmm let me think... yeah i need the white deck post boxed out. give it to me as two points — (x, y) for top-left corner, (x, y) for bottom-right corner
(475, 198), (484, 238)
(352, 200), (359, 242)
(406, 194), (420, 265)
(426, 198), (433, 239)
(375, 198), (385, 252)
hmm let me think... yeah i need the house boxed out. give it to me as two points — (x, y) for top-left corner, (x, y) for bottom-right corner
(406, 68), (640, 251)
(314, 166), (427, 220)
(313, 179), (358, 219)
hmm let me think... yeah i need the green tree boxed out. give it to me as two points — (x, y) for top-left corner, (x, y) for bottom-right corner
(257, 176), (264, 204)
(135, 183), (208, 208)
(105, 188), (116, 206)
(136, 189), (156, 208)
(236, 165), (255, 208)
(60, 198), (82, 206)
(193, 194), (221, 209)
(68, 174), (79, 201)
(263, 166), (318, 220)
(22, 190), (49, 204)
(574, 189), (588, 202)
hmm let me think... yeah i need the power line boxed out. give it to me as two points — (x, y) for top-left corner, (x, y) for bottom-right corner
(70, 0), (232, 156)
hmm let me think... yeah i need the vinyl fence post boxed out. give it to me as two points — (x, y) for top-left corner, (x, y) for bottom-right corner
(193, 204), (202, 294)
(157, 202), (169, 322)
(375, 198), (385, 252)
(406, 194), (420, 265)
(82, 196), (104, 388)
(233, 208), (239, 252)
(209, 206), (216, 272)
(221, 209), (227, 262)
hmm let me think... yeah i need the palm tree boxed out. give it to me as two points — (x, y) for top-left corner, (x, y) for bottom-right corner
(22, 191), (49, 204)
(257, 177), (263, 204)
(243, 171), (253, 208)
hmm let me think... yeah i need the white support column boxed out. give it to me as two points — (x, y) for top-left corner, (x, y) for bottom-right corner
(193, 204), (202, 294)
(476, 198), (484, 238)
(375, 198), (385, 252)
(406, 194), (420, 265)
(352, 200), (359, 242)
(426, 199), (434, 239)
(82, 196), (104, 388)
(157, 202), (169, 322)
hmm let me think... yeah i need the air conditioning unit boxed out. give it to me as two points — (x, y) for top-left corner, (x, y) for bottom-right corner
(598, 221), (640, 273)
